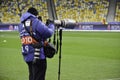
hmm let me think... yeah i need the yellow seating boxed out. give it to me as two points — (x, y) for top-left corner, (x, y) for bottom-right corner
(55, 0), (109, 22)
(115, 2), (120, 21)
(1, 0), (119, 23)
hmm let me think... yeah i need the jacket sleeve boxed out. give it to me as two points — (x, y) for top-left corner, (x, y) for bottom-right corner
(36, 20), (55, 40)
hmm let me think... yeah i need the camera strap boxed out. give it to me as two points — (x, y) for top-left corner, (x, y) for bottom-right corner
(23, 19), (39, 43)
(23, 19), (42, 60)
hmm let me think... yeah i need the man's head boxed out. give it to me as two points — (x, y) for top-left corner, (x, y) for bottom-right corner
(27, 7), (38, 16)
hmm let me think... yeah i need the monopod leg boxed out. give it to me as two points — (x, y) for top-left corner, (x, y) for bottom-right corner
(58, 28), (62, 80)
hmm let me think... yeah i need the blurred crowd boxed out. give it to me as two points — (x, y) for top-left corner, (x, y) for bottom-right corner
(0, 0), (120, 23)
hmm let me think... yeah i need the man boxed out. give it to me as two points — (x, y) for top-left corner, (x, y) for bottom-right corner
(18, 7), (55, 80)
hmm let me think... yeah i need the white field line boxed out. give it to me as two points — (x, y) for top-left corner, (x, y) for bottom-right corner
(0, 30), (120, 32)
(102, 78), (120, 80)
(63, 29), (120, 32)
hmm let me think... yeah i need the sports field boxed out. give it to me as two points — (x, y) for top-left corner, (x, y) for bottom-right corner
(0, 31), (120, 80)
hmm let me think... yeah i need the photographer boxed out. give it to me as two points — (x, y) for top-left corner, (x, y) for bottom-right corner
(18, 7), (55, 80)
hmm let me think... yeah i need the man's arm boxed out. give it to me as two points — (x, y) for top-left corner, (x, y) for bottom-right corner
(36, 20), (55, 40)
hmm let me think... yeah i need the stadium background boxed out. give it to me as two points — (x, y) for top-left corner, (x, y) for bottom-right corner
(0, 0), (120, 80)
(0, 0), (120, 31)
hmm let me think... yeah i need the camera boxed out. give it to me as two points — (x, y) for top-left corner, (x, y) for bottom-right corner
(54, 19), (77, 27)
(46, 19), (77, 27)
(33, 48), (40, 62)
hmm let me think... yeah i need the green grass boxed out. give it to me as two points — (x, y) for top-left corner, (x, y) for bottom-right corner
(0, 31), (120, 80)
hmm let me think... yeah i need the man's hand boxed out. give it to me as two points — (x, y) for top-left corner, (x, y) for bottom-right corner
(46, 19), (54, 26)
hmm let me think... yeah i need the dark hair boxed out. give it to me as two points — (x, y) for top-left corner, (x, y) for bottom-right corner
(38, 16), (42, 21)
(27, 7), (38, 16)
